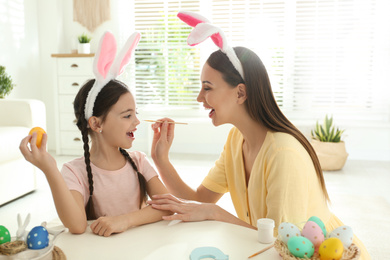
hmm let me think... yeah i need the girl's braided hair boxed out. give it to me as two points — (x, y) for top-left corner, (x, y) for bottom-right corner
(74, 79), (147, 220)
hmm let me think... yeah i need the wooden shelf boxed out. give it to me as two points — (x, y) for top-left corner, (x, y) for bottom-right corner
(51, 53), (95, 58)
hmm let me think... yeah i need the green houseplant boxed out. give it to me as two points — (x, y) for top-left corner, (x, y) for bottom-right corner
(0, 66), (15, 98)
(310, 115), (348, 171)
(78, 33), (92, 44)
(77, 33), (92, 54)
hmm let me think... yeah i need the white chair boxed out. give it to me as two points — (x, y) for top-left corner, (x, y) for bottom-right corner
(0, 99), (46, 205)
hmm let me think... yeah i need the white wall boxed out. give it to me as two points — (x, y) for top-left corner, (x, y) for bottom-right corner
(37, 0), (120, 151)
(0, 0), (41, 100)
(2, 0), (389, 161)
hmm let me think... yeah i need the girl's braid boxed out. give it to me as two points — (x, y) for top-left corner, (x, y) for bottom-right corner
(119, 148), (147, 208)
(77, 116), (96, 220)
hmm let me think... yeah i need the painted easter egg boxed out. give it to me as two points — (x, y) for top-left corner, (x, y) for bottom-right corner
(27, 226), (49, 250)
(329, 225), (353, 248)
(278, 222), (301, 245)
(287, 236), (315, 258)
(28, 127), (46, 148)
(318, 237), (344, 260)
(308, 216), (327, 237)
(0, 225), (11, 245)
(301, 221), (325, 251)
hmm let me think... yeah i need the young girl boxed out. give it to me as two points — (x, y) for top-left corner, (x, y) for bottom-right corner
(19, 32), (170, 237)
(148, 11), (371, 259)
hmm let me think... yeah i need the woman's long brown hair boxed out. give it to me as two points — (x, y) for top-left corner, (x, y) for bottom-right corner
(207, 47), (330, 202)
(73, 79), (147, 220)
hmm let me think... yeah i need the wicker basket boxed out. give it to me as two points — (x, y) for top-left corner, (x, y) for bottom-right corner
(274, 239), (361, 260)
(52, 246), (67, 260)
(0, 242), (66, 260)
(0, 241), (27, 255)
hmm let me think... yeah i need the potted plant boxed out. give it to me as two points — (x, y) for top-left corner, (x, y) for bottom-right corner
(310, 115), (348, 171)
(77, 33), (92, 54)
(0, 66), (15, 98)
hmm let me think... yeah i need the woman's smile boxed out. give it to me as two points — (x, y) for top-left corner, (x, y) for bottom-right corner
(209, 108), (215, 118)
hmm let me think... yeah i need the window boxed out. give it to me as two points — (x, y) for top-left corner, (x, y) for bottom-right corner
(125, 1), (203, 112)
(119, 0), (390, 122)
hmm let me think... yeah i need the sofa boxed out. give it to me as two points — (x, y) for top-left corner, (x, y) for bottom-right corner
(0, 98), (46, 206)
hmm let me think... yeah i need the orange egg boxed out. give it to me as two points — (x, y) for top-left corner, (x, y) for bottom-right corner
(29, 127), (46, 148)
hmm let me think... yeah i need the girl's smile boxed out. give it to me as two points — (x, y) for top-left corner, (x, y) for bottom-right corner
(126, 130), (135, 140)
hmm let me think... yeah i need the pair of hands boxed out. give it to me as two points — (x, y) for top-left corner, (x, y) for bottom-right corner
(147, 194), (217, 223)
(90, 194), (216, 237)
(89, 194), (216, 237)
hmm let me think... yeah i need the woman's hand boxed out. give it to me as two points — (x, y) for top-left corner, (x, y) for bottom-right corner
(147, 194), (217, 222)
(19, 132), (57, 174)
(90, 215), (129, 237)
(151, 118), (175, 164)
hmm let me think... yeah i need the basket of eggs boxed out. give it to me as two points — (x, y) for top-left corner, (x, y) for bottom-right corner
(274, 216), (360, 260)
(0, 214), (66, 260)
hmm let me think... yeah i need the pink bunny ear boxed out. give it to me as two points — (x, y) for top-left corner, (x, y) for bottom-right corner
(177, 11), (210, 27)
(109, 32), (141, 77)
(93, 32), (117, 81)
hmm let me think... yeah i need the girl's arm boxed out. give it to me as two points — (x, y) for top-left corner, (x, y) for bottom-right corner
(147, 193), (255, 230)
(151, 119), (222, 203)
(89, 176), (171, 237)
(20, 133), (87, 234)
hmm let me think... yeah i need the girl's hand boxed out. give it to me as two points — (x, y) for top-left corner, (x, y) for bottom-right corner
(90, 215), (129, 237)
(151, 118), (175, 164)
(147, 194), (216, 222)
(19, 132), (57, 174)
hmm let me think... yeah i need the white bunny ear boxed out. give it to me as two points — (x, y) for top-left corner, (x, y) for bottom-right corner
(109, 32), (141, 78)
(93, 31), (117, 83)
(85, 31), (118, 120)
(191, 24), (243, 78)
(24, 213), (31, 228)
(177, 11), (210, 27)
(187, 23), (227, 50)
(17, 213), (22, 227)
(178, 11), (245, 80)
(85, 31), (141, 120)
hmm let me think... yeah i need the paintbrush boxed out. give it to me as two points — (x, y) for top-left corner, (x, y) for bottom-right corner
(248, 244), (274, 258)
(143, 120), (188, 125)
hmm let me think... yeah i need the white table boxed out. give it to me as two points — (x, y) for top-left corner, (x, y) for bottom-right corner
(52, 220), (282, 259)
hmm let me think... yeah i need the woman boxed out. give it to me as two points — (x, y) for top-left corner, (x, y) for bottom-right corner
(149, 46), (333, 229)
(148, 11), (370, 259)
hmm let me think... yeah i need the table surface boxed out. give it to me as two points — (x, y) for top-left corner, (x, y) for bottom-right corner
(51, 220), (282, 259)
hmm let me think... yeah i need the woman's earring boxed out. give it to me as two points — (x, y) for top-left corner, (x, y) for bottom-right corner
(99, 129), (102, 133)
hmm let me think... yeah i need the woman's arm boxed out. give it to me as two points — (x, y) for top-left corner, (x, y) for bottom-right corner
(19, 133), (87, 234)
(147, 193), (255, 230)
(151, 119), (221, 202)
(89, 176), (172, 237)
(149, 119), (254, 229)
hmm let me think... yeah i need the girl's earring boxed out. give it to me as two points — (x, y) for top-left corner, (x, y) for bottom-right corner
(99, 129), (102, 133)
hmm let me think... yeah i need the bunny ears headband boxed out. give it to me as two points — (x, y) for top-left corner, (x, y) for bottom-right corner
(84, 31), (141, 120)
(177, 11), (245, 81)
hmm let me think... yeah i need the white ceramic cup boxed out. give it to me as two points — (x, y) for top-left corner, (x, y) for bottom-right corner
(257, 218), (275, 244)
